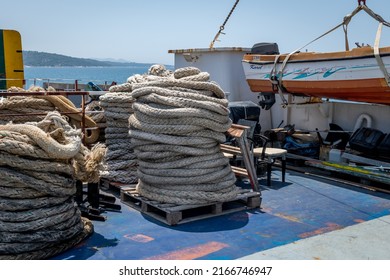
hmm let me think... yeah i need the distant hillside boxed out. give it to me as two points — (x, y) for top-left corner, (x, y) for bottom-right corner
(23, 51), (154, 67)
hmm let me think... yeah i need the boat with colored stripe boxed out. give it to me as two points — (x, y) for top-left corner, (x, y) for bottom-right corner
(242, 45), (390, 105)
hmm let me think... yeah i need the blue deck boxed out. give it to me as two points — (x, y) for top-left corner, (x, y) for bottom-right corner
(52, 170), (390, 260)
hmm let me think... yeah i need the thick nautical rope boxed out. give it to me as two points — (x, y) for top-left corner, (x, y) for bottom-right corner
(0, 112), (102, 259)
(99, 92), (138, 184)
(98, 65), (175, 184)
(85, 100), (106, 123)
(126, 66), (238, 204)
(1, 86), (100, 144)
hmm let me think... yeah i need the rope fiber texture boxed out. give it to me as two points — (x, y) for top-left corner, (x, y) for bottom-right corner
(2, 85), (100, 144)
(0, 112), (103, 259)
(121, 65), (239, 205)
(99, 92), (138, 184)
(99, 65), (174, 184)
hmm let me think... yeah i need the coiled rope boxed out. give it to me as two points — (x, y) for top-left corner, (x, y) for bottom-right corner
(125, 66), (238, 205)
(99, 65), (173, 184)
(1, 85), (100, 144)
(99, 92), (138, 184)
(0, 111), (104, 259)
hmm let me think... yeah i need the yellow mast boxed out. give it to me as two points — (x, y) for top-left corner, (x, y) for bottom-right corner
(0, 29), (24, 89)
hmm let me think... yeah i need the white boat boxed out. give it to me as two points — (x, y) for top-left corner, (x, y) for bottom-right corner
(242, 45), (390, 105)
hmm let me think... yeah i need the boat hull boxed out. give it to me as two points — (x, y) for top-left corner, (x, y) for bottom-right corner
(242, 46), (390, 105)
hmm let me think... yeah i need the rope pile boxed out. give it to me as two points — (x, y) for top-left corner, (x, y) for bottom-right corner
(1, 86), (100, 144)
(99, 65), (173, 184)
(0, 111), (104, 259)
(85, 100), (106, 124)
(99, 92), (138, 184)
(127, 66), (239, 205)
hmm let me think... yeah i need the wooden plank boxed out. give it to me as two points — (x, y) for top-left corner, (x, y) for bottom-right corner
(230, 166), (249, 176)
(342, 152), (390, 167)
(306, 160), (390, 185)
(220, 144), (241, 155)
(227, 124), (247, 138)
(235, 130), (259, 191)
(100, 178), (137, 194)
(223, 124), (259, 192)
(120, 187), (261, 226)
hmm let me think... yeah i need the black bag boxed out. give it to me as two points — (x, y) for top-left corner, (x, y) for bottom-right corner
(349, 127), (385, 153)
(377, 133), (390, 158)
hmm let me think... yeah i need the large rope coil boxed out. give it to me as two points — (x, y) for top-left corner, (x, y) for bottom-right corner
(0, 111), (104, 259)
(126, 66), (238, 205)
(99, 65), (173, 184)
(99, 92), (138, 184)
(1, 85), (100, 144)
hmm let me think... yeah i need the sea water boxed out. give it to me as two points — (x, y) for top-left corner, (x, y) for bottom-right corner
(23, 66), (172, 88)
(23, 66), (165, 105)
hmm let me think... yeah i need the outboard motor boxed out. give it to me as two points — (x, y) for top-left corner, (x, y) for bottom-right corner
(251, 43), (279, 110)
(258, 92), (275, 110)
(251, 42), (279, 55)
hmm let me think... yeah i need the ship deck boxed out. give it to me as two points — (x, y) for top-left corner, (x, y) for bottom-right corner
(51, 168), (390, 260)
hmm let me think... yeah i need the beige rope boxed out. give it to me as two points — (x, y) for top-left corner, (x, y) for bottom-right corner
(0, 217), (93, 260)
(99, 65), (172, 185)
(99, 91), (138, 184)
(0, 111), (104, 258)
(125, 66), (238, 204)
(0, 124), (81, 159)
(1, 86), (100, 144)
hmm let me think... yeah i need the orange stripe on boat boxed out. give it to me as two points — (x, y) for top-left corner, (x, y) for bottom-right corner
(145, 241), (229, 260)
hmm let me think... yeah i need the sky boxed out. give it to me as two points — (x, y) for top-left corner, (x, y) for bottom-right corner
(2, 0), (390, 65)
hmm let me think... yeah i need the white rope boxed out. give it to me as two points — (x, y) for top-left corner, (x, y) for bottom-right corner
(374, 22), (390, 85)
(0, 112), (102, 258)
(123, 66), (239, 204)
(99, 91), (138, 184)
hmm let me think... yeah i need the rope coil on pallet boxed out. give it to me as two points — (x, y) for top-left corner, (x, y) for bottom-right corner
(99, 92), (138, 184)
(121, 66), (239, 205)
(99, 65), (174, 184)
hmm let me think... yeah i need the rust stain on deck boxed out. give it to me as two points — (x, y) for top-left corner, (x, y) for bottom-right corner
(260, 207), (303, 223)
(145, 241), (229, 260)
(124, 234), (154, 243)
(273, 213), (303, 223)
(299, 223), (343, 238)
(255, 232), (273, 238)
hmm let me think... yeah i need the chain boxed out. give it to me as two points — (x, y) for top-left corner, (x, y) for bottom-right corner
(209, 0), (240, 49)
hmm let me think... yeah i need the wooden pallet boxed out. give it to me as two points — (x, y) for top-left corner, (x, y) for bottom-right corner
(100, 179), (137, 195)
(120, 186), (261, 226)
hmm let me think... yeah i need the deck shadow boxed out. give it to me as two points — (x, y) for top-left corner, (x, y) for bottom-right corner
(52, 232), (119, 260)
(140, 206), (265, 233)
